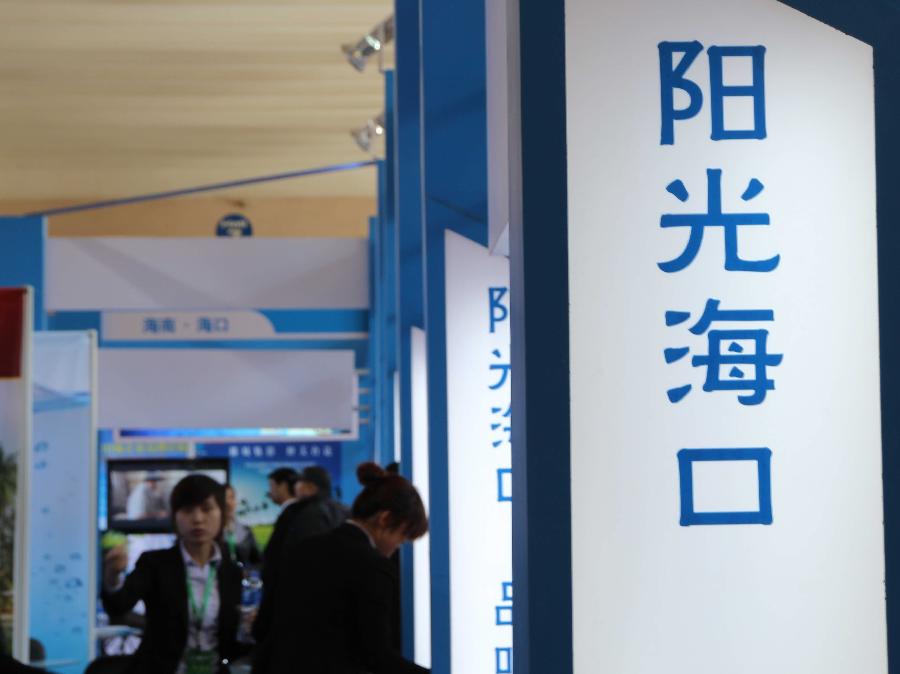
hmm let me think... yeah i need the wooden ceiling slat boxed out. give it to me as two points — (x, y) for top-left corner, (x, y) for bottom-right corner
(0, 0), (392, 199)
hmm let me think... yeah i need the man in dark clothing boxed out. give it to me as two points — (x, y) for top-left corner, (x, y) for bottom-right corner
(251, 466), (348, 646)
(289, 466), (351, 538)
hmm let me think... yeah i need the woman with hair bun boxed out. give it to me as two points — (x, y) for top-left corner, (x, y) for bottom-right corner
(258, 462), (429, 674)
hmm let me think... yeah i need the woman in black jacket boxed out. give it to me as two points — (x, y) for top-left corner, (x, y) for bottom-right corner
(259, 462), (430, 674)
(102, 475), (244, 674)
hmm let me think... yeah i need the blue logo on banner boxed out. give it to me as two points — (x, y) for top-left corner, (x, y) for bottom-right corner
(216, 213), (253, 237)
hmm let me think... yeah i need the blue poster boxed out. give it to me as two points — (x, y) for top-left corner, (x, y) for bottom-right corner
(30, 332), (95, 674)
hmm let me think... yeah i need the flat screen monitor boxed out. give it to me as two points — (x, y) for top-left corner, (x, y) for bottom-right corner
(107, 459), (228, 533)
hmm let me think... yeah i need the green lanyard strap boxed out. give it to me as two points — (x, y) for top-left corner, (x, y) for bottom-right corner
(186, 563), (218, 631)
(225, 532), (237, 562)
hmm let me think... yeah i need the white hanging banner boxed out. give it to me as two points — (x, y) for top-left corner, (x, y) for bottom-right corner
(0, 287), (33, 659)
(565, 1), (885, 672)
(30, 331), (97, 673)
(444, 231), (513, 673)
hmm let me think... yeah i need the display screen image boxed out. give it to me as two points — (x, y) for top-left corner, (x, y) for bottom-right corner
(107, 459), (228, 533)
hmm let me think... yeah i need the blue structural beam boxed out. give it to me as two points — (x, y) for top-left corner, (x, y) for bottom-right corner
(0, 216), (46, 329)
(394, 0), (425, 659)
(370, 73), (399, 470)
(511, 1), (573, 674)
(419, 0), (488, 670)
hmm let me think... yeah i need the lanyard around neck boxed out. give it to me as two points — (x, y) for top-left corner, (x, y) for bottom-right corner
(186, 563), (218, 629)
(225, 531), (237, 562)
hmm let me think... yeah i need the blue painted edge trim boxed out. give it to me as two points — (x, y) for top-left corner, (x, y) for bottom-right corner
(423, 218), (450, 674)
(394, 0), (425, 657)
(512, 0), (573, 672)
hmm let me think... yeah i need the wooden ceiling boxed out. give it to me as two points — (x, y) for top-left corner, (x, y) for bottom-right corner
(0, 0), (392, 201)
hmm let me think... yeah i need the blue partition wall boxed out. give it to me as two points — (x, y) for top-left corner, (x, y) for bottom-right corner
(0, 217), (46, 329)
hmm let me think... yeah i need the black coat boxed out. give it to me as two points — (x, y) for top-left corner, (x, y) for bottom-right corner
(101, 545), (243, 674)
(260, 523), (428, 674)
(252, 496), (347, 643)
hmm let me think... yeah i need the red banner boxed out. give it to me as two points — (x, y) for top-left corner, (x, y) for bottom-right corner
(0, 288), (25, 378)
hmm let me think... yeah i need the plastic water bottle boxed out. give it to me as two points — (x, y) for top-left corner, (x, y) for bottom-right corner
(237, 570), (262, 643)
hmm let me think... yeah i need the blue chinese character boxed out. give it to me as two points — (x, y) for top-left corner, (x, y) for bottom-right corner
(491, 405), (511, 448)
(495, 581), (514, 625)
(213, 317), (230, 333)
(659, 41), (766, 144)
(497, 468), (512, 502)
(161, 318), (176, 333)
(659, 169), (779, 273)
(495, 647), (513, 674)
(665, 299), (783, 406)
(489, 350), (511, 390)
(142, 318), (159, 334)
(708, 46), (767, 142)
(198, 317), (213, 333)
(489, 287), (510, 333)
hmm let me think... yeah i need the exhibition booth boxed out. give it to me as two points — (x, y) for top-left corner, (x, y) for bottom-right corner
(1, 0), (900, 673)
(0, 233), (380, 671)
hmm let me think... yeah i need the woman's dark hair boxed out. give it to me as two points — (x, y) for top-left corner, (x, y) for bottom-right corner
(351, 463), (428, 539)
(169, 474), (226, 537)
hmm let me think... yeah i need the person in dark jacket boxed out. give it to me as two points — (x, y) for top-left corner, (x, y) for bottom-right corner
(288, 465), (350, 539)
(101, 475), (244, 674)
(251, 466), (347, 645)
(259, 462), (430, 674)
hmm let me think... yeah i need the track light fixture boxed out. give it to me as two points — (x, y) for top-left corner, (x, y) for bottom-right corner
(350, 113), (386, 154)
(341, 15), (395, 72)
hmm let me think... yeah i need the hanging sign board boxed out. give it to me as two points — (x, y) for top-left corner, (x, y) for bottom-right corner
(444, 231), (513, 673)
(564, 1), (886, 672)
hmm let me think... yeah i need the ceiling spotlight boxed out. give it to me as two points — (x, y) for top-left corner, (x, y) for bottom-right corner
(342, 15), (395, 72)
(350, 113), (386, 153)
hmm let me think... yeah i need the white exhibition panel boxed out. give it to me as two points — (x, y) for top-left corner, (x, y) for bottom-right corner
(566, 1), (884, 673)
(444, 231), (512, 673)
(411, 326), (431, 667)
(98, 349), (355, 431)
(46, 237), (369, 310)
(30, 331), (97, 673)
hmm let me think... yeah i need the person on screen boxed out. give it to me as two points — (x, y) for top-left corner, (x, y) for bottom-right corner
(223, 484), (261, 567)
(257, 463), (430, 674)
(102, 475), (245, 674)
(125, 472), (168, 520)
